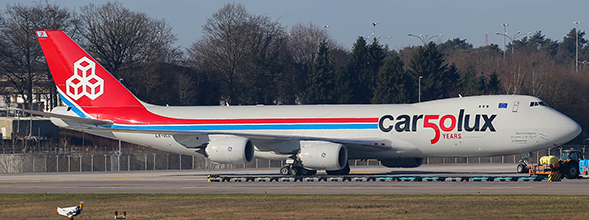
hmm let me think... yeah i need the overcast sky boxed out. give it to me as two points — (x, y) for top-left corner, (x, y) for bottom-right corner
(8, 0), (589, 50)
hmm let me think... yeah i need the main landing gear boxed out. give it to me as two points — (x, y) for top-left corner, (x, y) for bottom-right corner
(280, 158), (317, 176)
(279, 165), (317, 176)
(279, 160), (350, 176)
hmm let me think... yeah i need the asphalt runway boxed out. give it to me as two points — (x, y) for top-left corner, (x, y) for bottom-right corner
(1, 163), (588, 194)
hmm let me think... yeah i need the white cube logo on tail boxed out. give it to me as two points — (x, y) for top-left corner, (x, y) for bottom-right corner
(36, 31), (47, 38)
(66, 57), (104, 100)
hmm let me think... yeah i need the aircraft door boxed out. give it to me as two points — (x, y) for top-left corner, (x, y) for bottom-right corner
(512, 101), (519, 112)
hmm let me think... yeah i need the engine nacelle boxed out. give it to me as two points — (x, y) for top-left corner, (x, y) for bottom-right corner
(205, 135), (254, 164)
(297, 141), (347, 170)
(380, 158), (424, 168)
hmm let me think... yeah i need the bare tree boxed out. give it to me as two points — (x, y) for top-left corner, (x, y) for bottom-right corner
(75, 2), (178, 99)
(0, 1), (75, 110)
(286, 22), (346, 102)
(187, 3), (286, 105)
(287, 22), (335, 67)
(175, 72), (196, 105)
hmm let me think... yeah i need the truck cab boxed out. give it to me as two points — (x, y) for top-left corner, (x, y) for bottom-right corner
(558, 149), (582, 179)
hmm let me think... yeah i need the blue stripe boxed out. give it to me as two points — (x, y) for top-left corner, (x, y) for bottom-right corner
(58, 93), (88, 118)
(111, 123), (377, 131)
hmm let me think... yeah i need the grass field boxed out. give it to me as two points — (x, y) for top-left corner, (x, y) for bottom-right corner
(2, 194), (589, 219)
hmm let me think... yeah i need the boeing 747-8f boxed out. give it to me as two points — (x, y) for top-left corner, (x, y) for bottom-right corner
(33, 30), (581, 175)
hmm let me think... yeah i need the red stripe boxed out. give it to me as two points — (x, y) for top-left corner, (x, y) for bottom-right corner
(93, 107), (379, 125)
(158, 118), (378, 125)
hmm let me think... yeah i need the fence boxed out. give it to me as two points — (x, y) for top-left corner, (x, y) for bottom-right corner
(0, 146), (586, 174)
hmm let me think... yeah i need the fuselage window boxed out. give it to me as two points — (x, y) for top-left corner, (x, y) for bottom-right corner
(530, 102), (548, 107)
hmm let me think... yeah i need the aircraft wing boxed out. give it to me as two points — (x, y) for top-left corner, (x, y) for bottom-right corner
(74, 125), (411, 152)
(9, 108), (113, 125)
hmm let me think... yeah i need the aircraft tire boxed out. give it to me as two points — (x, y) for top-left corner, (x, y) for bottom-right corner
(563, 163), (580, 179)
(299, 167), (310, 176)
(290, 166), (300, 176)
(280, 166), (291, 175)
(517, 163), (527, 173)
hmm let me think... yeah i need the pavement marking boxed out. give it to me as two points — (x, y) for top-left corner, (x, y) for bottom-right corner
(480, 186), (534, 189)
(350, 172), (380, 174)
(101, 177), (148, 180)
(0, 181), (60, 183)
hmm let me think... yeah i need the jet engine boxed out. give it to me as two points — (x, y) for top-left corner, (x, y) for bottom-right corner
(205, 135), (254, 164)
(379, 158), (424, 168)
(297, 141), (347, 170)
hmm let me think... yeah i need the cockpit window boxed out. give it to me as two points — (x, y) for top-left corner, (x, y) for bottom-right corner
(530, 101), (549, 107)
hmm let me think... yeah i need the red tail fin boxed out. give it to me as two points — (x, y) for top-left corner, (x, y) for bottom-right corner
(36, 30), (142, 114)
(37, 31), (142, 110)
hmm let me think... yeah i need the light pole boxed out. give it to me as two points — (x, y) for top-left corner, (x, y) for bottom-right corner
(371, 22), (378, 41)
(574, 21), (581, 72)
(501, 23), (508, 59)
(418, 76), (423, 103)
(408, 33), (444, 46)
(323, 25), (330, 43)
(495, 31), (531, 57)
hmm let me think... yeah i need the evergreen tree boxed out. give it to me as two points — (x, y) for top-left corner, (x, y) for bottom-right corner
(334, 66), (352, 103)
(439, 38), (473, 55)
(372, 56), (413, 104)
(460, 65), (480, 96)
(361, 39), (385, 102)
(486, 72), (501, 95)
(338, 37), (385, 104)
(306, 41), (334, 104)
(408, 42), (456, 101)
(344, 36), (369, 103)
(442, 63), (461, 97)
(512, 31), (558, 56)
(556, 28), (587, 67)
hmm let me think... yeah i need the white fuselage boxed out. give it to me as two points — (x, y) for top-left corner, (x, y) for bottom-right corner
(59, 95), (580, 160)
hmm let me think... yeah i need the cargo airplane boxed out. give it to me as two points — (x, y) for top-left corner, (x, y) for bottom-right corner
(32, 30), (581, 175)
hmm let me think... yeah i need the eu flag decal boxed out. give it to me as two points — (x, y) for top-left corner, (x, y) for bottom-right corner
(498, 103), (508, 108)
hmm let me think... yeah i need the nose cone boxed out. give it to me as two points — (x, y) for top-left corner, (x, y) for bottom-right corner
(568, 119), (582, 141)
(550, 112), (581, 145)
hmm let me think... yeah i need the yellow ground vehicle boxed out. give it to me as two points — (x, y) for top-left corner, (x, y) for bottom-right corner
(527, 150), (581, 179)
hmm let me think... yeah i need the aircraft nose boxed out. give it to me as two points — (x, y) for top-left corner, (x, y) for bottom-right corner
(556, 115), (581, 145)
(568, 119), (582, 139)
(545, 109), (581, 145)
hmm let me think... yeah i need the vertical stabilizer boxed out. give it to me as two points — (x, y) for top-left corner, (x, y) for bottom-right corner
(36, 30), (143, 119)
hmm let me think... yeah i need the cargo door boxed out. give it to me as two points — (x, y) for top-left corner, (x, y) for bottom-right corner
(512, 101), (520, 112)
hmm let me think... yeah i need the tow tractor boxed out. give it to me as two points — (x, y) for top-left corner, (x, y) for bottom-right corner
(520, 149), (584, 179)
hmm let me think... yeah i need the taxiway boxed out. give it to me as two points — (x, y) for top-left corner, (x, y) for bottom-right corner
(1, 164), (588, 194)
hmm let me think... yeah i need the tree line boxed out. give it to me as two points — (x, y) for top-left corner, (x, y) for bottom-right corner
(1, 2), (588, 140)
